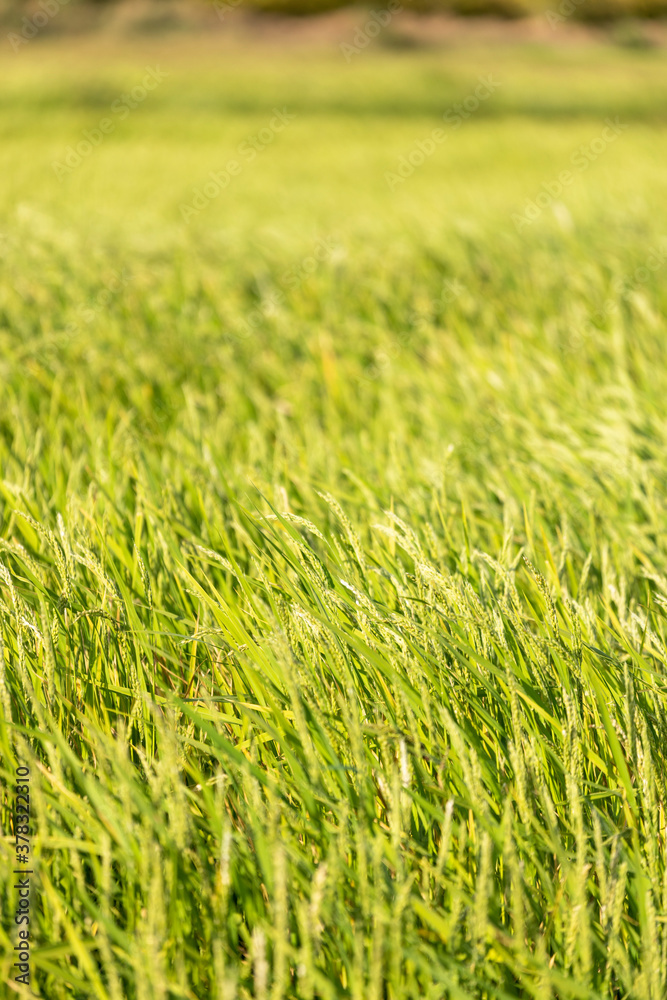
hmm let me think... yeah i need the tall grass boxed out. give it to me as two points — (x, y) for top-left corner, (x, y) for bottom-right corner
(1, 39), (667, 1000)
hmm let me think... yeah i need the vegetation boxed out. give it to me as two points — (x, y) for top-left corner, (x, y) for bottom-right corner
(2, 0), (667, 27)
(1, 38), (667, 999)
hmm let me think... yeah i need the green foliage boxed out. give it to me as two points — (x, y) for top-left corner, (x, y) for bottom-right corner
(1, 40), (667, 1000)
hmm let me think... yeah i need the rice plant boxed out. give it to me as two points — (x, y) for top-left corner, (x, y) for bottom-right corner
(1, 35), (667, 1000)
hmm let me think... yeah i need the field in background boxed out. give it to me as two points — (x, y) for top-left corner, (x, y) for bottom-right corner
(2, 34), (667, 1000)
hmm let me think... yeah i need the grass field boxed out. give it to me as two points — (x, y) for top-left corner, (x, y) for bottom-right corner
(2, 34), (667, 1000)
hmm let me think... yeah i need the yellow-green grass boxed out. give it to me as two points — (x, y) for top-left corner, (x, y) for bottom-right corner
(1, 36), (667, 1000)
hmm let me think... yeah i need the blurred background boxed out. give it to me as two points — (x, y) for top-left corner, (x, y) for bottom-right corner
(1, 0), (666, 465)
(2, 0), (667, 26)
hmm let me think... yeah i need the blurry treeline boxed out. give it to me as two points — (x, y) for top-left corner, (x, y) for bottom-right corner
(1, 0), (666, 36)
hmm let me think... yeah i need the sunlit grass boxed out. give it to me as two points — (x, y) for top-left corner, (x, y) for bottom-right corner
(1, 37), (667, 1000)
